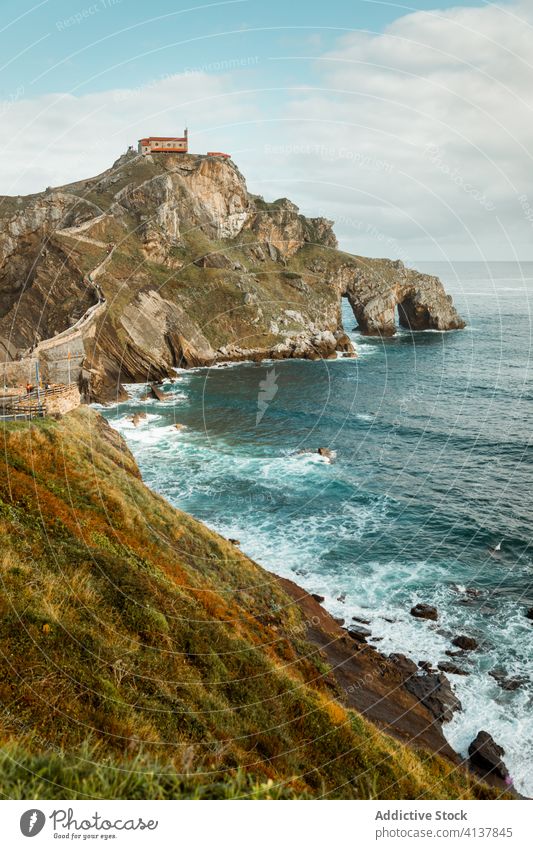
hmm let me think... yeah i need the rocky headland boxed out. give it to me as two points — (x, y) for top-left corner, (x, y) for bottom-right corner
(0, 149), (464, 401)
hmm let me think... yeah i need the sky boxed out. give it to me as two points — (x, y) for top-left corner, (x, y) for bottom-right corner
(1, 0), (532, 261)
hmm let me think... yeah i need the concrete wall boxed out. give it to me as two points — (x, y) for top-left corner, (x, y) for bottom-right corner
(1, 358), (41, 389)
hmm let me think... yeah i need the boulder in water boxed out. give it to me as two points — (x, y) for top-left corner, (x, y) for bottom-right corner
(452, 635), (479, 651)
(129, 412), (147, 427)
(149, 383), (166, 402)
(468, 731), (509, 781)
(410, 603), (438, 621)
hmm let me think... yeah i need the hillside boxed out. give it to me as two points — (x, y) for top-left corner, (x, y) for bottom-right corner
(0, 150), (464, 401)
(0, 407), (505, 799)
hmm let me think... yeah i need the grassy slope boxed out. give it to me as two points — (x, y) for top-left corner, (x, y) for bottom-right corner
(0, 409), (504, 800)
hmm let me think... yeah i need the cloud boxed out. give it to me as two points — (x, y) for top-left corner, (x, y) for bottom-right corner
(242, 2), (533, 260)
(0, 71), (255, 195)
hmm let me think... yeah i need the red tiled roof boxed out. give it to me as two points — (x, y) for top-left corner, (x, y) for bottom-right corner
(139, 137), (187, 143)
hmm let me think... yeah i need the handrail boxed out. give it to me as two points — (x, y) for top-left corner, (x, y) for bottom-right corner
(1, 384), (72, 409)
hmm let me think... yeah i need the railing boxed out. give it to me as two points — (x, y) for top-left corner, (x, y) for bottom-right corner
(0, 403), (47, 421)
(0, 383), (72, 421)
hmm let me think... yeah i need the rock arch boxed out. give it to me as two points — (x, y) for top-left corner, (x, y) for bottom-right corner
(342, 260), (464, 336)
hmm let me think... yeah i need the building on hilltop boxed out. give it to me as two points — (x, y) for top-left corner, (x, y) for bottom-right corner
(138, 129), (188, 155)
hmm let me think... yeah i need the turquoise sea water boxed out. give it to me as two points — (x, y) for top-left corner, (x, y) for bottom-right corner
(102, 261), (533, 795)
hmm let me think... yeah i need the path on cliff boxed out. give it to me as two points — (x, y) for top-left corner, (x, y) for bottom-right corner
(31, 234), (114, 356)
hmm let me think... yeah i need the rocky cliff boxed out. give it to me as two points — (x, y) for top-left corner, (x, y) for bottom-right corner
(0, 150), (464, 400)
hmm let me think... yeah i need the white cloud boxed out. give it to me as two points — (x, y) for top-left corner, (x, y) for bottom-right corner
(239, 2), (533, 260)
(0, 71), (255, 195)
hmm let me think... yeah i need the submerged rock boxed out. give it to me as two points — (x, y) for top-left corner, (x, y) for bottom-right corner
(352, 615), (371, 625)
(296, 447), (337, 462)
(489, 669), (525, 691)
(438, 661), (469, 676)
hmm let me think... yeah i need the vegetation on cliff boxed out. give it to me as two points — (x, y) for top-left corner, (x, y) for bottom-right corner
(0, 409), (503, 799)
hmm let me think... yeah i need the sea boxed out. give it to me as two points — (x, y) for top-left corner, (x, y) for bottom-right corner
(100, 261), (533, 796)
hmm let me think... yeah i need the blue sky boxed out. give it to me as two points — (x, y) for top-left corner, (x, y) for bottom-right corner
(2, 0), (489, 97)
(2, 0), (532, 261)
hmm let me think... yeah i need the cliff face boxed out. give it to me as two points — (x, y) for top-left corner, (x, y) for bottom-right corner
(0, 408), (500, 799)
(0, 151), (464, 399)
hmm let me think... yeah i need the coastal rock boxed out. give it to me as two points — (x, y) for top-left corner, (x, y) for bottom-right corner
(389, 654), (462, 722)
(410, 603), (438, 621)
(347, 626), (372, 642)
(438, 661), (469, 676)
(129, 412), (147, 427)
(526, 607), (533, 620)
(149, 383), (166, 402)
(405, 672), (462, 723)
(0, 151), (464, 400)
(342, 260), (465, 337)
(389, 653), (418, 677)
(489, 669), (525, 691)
(452, 635), (479, 651)
(311, 593), (325, 603)
(244, 196), (337, 259)
(468, 731), (509, 781)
